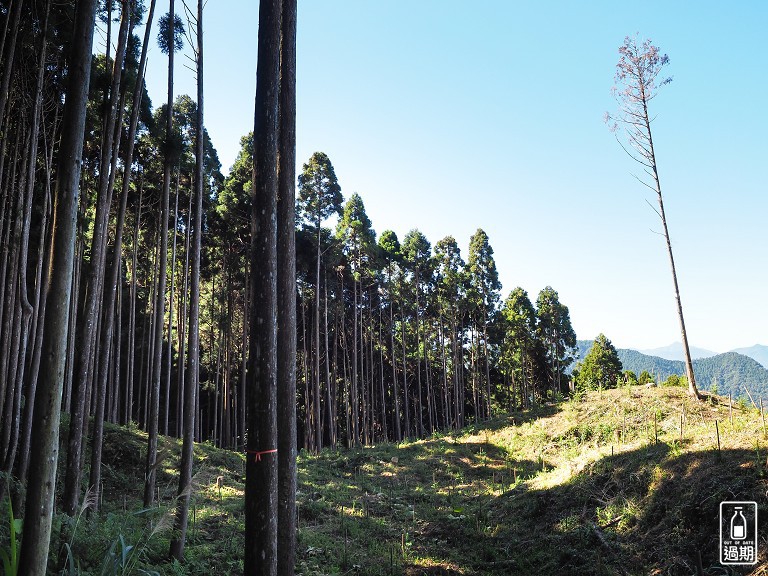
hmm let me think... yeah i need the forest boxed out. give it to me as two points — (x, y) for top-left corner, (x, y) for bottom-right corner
(0, 1), (587, 574)
(5, 0), (762, 573)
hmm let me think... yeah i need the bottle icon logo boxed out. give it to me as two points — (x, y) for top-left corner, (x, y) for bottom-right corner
(730, 507), (746, 540)
(720, 501), (757, 565)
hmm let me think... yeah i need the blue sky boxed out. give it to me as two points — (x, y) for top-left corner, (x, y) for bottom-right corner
(135, 1), (768, 353)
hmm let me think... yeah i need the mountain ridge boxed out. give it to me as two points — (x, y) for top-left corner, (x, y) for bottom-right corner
(639, 341), (717, 361)
(575, 340), (768, 403)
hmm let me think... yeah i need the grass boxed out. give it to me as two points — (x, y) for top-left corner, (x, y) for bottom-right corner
(2, 385), (767, 575)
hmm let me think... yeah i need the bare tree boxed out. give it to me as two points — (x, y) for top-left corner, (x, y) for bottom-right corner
(607, 35), (700, 399)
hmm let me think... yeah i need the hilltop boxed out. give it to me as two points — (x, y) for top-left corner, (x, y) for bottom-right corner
(577, 340), (768, 404)
(10, 386), (767, 575)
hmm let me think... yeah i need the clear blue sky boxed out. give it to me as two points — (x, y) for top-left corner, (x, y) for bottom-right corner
(136, 1), (768, 353)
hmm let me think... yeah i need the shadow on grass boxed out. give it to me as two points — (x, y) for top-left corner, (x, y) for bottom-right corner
(484, 444), (767, 575)
(297, 439), (768, 576)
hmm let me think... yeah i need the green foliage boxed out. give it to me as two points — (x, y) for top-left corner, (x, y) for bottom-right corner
(638, 370), (653, 385)
(297, 152), (343, 230)
(467, 228), (501, 317)
(0, 499), (20, 576)
(623, 370), (638, 386)
(157, 12), (185, 55)
(499, 287), (541, 401)
(573, 334), (623, 391)
(337, 193), (376, 278)
(377, 230), (401, 261)
(535, 287), (577, 393)
(661, 374), (687, 388)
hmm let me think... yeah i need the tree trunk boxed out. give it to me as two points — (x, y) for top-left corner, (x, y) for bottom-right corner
(1, 5), (51, 491)
(126, 175), (143, 424)
(144, 0), (176, 507)
(312, 218), (322, 451)
(0, 0), (23, 136)
(401, 316), (410, 438)
(323, 277), (334, 447)
(176, 188), (191, 436)
(245, 1), (281, 573)
(164, 171), (181, 436)
(390, 298), (401, 441)
(351, 277), (360, 446)
(170, 0), (201, 557)
(63, 0), (131, 515)
(276, 3), (297, 571)
(640, 97), (700, 399)
(16, 107), (54, 486)
(18, 0), (98, 572)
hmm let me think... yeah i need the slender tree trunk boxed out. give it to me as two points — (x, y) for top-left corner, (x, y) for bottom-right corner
(1, 6), (51, 489)
(245, 0), (281, 572)
(17, 109), (54, 486)
(638, 98), (700, 398)
(63, 0), (131, 515)
(415, 273), (424, 436)
(401, 317), (410, 438)
(483, 319), (492, 418)
(276, 3), (297, 570)
(0, 0), (23, 136)
(176, 190), (191, 437)
(89, 0), (151, 501)
(170, 0), (201, 557)
(126, 176), (143, 424)
(390, 300), (401, 441)
(90, 0), (146, 505)
(164, 171), (181, 435)
(144, 0), (176, 507)
(323, 278), (334, 447)
(18, 0), (97, 572)
(312, 216), (322, 451)
(378, 303), (387, 441)
(351, 277), (360, 446)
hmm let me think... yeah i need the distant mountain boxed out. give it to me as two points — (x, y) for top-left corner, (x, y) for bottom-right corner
(693, 352), (768, 402)
(639, 341), (717, 362)
(575, 340), (768, 403)
(730, 344), (768, 369)
(616, 349), (683, 381)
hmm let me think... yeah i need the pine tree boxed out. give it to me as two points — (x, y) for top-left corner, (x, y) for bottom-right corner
(573, 334), (623, 391)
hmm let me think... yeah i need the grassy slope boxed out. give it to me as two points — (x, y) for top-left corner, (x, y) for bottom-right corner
(15, 386), (768, 575)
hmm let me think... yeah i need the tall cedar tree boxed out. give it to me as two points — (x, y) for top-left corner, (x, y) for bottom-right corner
(277, 0), (298, 572)
(18, 0), (99, 573)
(62, 0), (132, 516)
(170, 0), (201, 560)
(145, 2), (183, 507)
(607, 35), (700, 399)
(246, 0), (281, 573)
(535, 286), (576, 395)
(297, 151), (342, 452)
(573, 333), (623, 391)
(337, 193), (376, 446)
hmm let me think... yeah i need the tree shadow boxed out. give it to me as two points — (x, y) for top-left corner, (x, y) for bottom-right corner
(484, 444), (767, 575)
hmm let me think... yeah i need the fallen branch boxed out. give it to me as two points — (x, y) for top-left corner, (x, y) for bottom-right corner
(589, 521), (629, 576)
(744, 385), (758, 410)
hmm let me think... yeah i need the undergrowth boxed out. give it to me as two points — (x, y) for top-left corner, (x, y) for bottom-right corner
(1, 386), (767, 575)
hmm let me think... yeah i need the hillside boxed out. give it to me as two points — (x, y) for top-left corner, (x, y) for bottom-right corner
(577, 341), (768, 404)
(733, 344), (768, 369)
(21, 388), (768, 575)
(617, 348), (684, 380)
